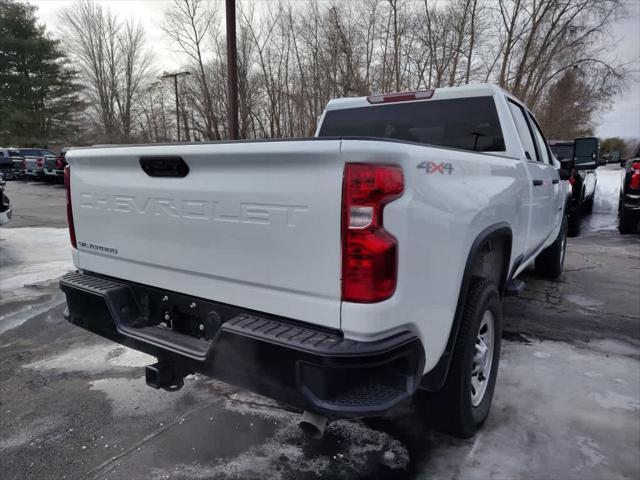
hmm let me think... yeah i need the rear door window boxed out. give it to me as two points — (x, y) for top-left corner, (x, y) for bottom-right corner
(528, 114), (551, 164)
(507, 101), (538, 162)
(318, 96), (505, 152)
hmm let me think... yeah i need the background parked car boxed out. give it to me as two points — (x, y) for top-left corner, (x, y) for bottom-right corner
(0, 147), (21, 180)
(549, 137), (599, 235)
(618, 151), (640, 234)
(0, 173), (12, 225)
(44, 150), (67, 183)
(20, 148), (56, 180)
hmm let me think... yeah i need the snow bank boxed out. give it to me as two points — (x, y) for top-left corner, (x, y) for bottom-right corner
(0, 227), (72, 292)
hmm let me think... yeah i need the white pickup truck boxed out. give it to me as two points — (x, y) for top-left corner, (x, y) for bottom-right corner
(60, 84), (570, 438)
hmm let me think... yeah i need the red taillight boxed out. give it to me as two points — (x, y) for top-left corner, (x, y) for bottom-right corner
(342, 164), (404, 303)
(64, 165), (77, 248)
(21, 159), (26, 169)
(367, 89), (434, 104)
(629, 162), (640, 190)
(56, 157), (64, 169)
(36, 157), (44, 167)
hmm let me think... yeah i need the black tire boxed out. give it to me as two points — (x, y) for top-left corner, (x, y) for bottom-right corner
(415, 277), (502, 438)
(618, 206), (637, 234)
(535, 214), (568, 279)
(584, 196), (594, 214)
(567, 210), (580, 237)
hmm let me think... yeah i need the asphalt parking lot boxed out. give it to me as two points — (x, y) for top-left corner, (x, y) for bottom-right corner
(1, 167), (639, 480)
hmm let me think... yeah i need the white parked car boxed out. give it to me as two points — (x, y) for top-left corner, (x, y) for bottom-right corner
(60, 84), (570, 438)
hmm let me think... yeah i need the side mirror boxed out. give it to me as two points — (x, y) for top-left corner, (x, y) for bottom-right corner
(573, 137), (599, 170)
(559, 157), (574, 171)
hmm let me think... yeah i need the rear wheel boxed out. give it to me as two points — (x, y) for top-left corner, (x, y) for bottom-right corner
(1, 170), (15, 181)
(415, 277), (502, 438)
(535, 214), (567, 279)
(618, 206), (637, 234)
(584, 196), (594, 214)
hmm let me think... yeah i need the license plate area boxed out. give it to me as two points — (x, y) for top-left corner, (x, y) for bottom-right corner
(130, 287), (224, 343)
(158, 305), (217, 341)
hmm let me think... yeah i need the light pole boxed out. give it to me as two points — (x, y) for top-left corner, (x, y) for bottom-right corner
(160, 71), (191, 142)
(225, 0), (239, 140)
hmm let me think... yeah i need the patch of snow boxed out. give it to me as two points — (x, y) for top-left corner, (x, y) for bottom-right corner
(326, 420), (410, 470)
(222, 391), (293, 422)
(0, 227), (72, 292)
(149, 418), (408, 480)
(25, 344), (154, 372)
(588, 391), (640, 411)
(89, 376), (205, 417)
(575, 436), (607, 467)
(533, 351), (551, 358)
(149, 389), (409, 479)
(420, 339), (640, 479)
(579, 339), (640, 358)
(563, 293), (605, 310)
(0, 297), (64, 335)
(153, 426), (329, 480)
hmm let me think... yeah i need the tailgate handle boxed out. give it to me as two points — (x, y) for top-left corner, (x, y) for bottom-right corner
(140, 156), (189, 178)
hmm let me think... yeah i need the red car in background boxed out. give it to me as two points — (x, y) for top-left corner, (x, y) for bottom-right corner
(44, 150), (67, 183)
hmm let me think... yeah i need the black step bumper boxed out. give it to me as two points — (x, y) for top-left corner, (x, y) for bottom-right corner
(60, 271), (425, 418)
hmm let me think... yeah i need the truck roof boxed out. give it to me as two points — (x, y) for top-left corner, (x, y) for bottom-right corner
(324, 83), (511, 111)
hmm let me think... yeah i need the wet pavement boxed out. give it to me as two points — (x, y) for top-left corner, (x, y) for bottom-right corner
(1, 165), (638, 480)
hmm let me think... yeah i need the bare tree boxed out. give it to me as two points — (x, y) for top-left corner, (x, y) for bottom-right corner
(161, 0), (221, 139)
(59, 0), (153, 143)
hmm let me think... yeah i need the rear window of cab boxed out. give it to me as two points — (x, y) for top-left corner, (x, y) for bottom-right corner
(318, 96), (505, 153)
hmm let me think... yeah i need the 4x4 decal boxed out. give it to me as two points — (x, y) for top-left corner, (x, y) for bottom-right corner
(417, 161), (454, 174)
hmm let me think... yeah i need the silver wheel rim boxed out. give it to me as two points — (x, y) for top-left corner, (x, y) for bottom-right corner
(471, 310), (495, 407)
(560, 230), (567, 268)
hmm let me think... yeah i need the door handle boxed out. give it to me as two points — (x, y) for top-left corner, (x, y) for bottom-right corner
(533, 179), (544, 186)
(552, 179), (559, 184)
(139, 156), (189, 177)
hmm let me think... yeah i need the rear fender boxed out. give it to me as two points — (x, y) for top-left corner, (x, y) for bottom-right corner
(419, 223), (512, 391)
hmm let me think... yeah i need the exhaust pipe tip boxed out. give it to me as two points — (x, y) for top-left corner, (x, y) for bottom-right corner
(299, 410), (328, 439)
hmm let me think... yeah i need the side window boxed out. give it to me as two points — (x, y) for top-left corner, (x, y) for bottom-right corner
(528, 113), (551, 164)
(508, 101), (538, 162)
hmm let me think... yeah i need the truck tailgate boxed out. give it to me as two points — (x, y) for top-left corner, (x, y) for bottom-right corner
(66, 139), (344, 328)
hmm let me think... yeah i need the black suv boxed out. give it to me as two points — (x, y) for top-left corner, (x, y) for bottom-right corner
(549, 138), (599, 235)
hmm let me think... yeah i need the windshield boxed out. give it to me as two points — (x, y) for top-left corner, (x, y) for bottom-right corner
(550, 144), (574, 160)
(318, 96), (505, 152)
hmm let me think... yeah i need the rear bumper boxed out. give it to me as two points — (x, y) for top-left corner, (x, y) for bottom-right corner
(622, 193), (640, 212)
(60, 271), (425, 418)
(44, 169), (64, 176)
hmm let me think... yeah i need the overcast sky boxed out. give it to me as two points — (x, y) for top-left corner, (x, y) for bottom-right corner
(34, 0), (640, 140)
